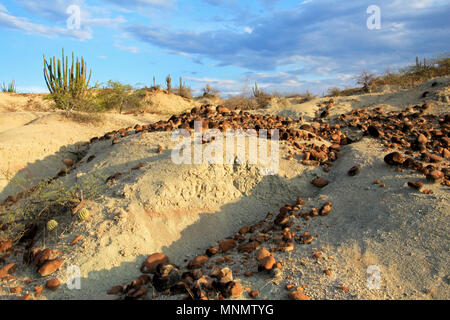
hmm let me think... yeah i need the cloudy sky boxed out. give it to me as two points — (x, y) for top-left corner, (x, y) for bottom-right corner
(0, 0), (448, 95)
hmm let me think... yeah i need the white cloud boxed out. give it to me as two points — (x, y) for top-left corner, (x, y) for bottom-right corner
(113, 41), (140, 54)
(0, 10), (92, 40)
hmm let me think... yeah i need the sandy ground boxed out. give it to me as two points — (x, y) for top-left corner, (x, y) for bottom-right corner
(0, 91), (198, 202)
(0, 77), (448, 300)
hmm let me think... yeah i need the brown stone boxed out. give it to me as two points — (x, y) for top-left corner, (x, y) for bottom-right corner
(37, 259), (64, 277)
(0, 263), (17, 278)
(219, 239), (237, 252)
(259, 256), (276, 271)
(407, 181), (424, 190)
(312, 251), (322, 259)
(249, 289), (259, 298)
(237, 241), (260, 253)
(70, 235), (83, 246)
(230, 282), (243, 296)
(384, 152), (404, 166)
(348, 166), (360, 176)
(320, 203), (332, 216)
(256, 248), (271, 261)
(107, 285), (123, 295)
(62, 159), (74, 167)
(426, 170), (444, 184)
(288, 290), (311, 300)
(141, 253), (169, 274)
(0, 240), (12, 253)
(45, 279), (61, 291)
(188, 255), (209, 269)
(10, 286), (22, 294)
(205, 247), (219, 257)
(311, 177), (329, 188)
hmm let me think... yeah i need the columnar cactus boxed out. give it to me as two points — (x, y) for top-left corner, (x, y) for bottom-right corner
(43, 48), (92, 108)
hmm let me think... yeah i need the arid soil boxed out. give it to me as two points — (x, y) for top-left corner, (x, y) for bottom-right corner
(0, 77), (449, 300)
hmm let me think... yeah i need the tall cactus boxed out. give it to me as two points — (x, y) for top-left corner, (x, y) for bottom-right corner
(166, 74), (172, 92)
(43, 48), (92, 109)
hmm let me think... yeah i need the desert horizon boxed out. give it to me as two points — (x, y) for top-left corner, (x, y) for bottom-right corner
(0, 0), (449, 309)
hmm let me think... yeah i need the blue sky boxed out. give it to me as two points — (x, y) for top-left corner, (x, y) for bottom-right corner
(0, 0), (449, 96)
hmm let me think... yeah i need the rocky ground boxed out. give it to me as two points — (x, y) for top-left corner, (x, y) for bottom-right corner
(0, 77), (449, 300)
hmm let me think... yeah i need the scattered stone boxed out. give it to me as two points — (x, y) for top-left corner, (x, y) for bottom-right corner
(0, 240), (12, 253)
(70, 235), (83, 246)
(311, 177), (329, 188)
(256, 248), (271, 261)
(141, 253), (169, 274)
(258, 256), (276, 271)
(426, 170), (444, 184)
(320, 202), (332, 216)
(324, 269), (332, 276)
(10, 286), (22, 294)
(45, 279), (61, 291)
(62, 158), (74, 168)
(407, 181), (424, 190)
(312, 251), (322, 259)
(288, 290), (311, 300)
(249, 289), (259, 298)
(37, 259), (64, 277)
(219, 239), (237, 252)
(0, 263), (17, 279)
(188, 256), (209, 269)
(348, 166), (360, 176)
(384, 152), (404, 166)
(237, 241), (260, 253)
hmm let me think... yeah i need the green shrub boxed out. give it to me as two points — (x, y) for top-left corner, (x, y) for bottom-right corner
(96, 80), (145, 113)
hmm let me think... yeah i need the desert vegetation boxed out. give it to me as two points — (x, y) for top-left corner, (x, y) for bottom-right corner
(328, 55), (450, 97)
(1, 80), (16, 93)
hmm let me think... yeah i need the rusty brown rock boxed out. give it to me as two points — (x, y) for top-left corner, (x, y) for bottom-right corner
(0, 263), (17, 278)
(70, 235), (83, 246)
(311, 177), (329, 188)
(320, 203), (332, 216)
(288, 290), (311, 300)
(62, 159), (74, 168)
(237, 241), (260, 253)
(141, 253), (169, 274)
(249, 289), (259, 298)
(384, 152), (404, 166)
(256, 248), (271, 261)
(259, 256), (276, 271)
(107, 285), (123, 295)
(426, 170), (444, 184)
(188, 255), (209, 269)
(348, 166), (360, 176)
(45, 279), (61, 291)
(407, 181), (424, 190)
(0, 240), (12, 253)
(38, 259), (64, 277)
(219, 239), (237, 252)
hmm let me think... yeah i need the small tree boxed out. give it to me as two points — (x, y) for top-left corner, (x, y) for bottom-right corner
(356, 70), (375, 93)
(97, 80), (143, 113)
(202, 84), (219, 97)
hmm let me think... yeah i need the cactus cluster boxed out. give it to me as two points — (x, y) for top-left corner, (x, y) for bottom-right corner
(43, 48), (92, 108)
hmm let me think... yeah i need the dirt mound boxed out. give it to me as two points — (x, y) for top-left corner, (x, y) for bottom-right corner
(141, 90), (197, 115)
